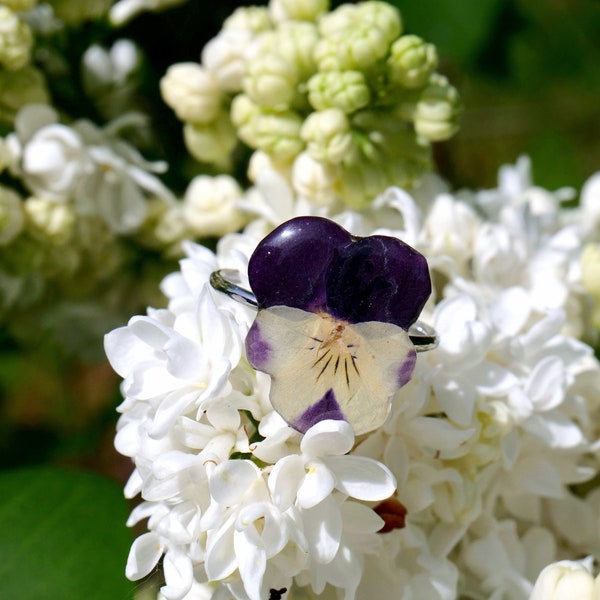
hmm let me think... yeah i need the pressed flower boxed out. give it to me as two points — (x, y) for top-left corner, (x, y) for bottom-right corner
(245, 215), (431, 434)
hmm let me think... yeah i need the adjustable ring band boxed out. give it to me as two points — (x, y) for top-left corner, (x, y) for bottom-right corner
(210, 269), (439, 352)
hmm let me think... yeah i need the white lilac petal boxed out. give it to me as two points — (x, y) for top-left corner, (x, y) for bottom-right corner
(205, 403), (241, 432)
(324, 455), (396, 501)
(408, 417), (476, 454)
(489, 286), (531, 336)
(523, 412), (585, 449)
(297, 460), (336, 509)
(432, 375), (475, 426)
(104, 325), (151, 379)
(234, 527), (266, 600)
(210, 459), (261, 505)
(204, 515), (237, 581)
(301, 495), (343, 564)
(526, 356), (565, 412)
(300, 419), (354, 457)
(126, 501), (158, 527)
(269, 454), (306, 511)
(511, 455), (565, 499)
(126, 531), (164, 580)
(161, 550), (194, 600)
(530, 561), (595, 600)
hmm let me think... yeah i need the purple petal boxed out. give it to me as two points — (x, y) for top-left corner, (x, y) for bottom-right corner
(397, 349), (417, 387)
(245, 321), (272, 370)
(292, 389), (345, 434)
(324, 235), (431, 330)
(248, 216), (351, 313)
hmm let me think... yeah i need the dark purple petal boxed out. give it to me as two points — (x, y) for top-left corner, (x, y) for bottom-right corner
(248, 216), (431, 329)
(291, 388), (345, 433)
(245, 321), (272, 370)
(248, 217), (351, 312)
(324, 235), (431, 329)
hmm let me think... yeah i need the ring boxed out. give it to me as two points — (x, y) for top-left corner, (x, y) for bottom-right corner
(210, 269), (438, 352)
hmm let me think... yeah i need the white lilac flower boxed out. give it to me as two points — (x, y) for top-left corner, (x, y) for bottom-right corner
(7, 104), (175, 234)
(108, 159), (600, 599)
(530, 559), (600, 600)
(109, 0), (186, 26)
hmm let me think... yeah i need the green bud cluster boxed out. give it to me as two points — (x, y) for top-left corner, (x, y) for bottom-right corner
(163, 0), (461, 208)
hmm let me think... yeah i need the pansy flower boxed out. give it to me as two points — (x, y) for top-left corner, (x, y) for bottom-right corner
(245, 216), (431, 435)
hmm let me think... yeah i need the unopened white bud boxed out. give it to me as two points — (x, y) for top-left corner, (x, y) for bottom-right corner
(0, 6), (33, 70)
(160, 62), (222, 123)
(388, 35), (438, 89)
(24, 196), (75, 243)
(414, 75), (461, 141)
(244, 53), (298, 109)
(292, 151), (339, 206)
(202, 28), (253, 93)
(530, 561), (596, 600)
(338, 160), (388, 209)
(183, 174), (247, 237)
(223, 6), (272, 33)
(301, 108), (355, 164)
(268, 0), (329, 23)
(272, 21), (318, 80)
(0, 185), (23, 244)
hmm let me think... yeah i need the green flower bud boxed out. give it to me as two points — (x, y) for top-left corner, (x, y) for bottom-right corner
(49, 0), (112, 24)
(315, 1), (402, 71)
(160, 63), (222, 123)
(224, 6), (272, 33)
(414, 74), (461, 141)
(3, 0), (38, 10)
(0, 66), (48, 127)
(0, 6), (32, 70)
(272, 22), (319, 81)
(183, 109), (237, 170)
(338, 160), (388, 209)
(231, 94), (303, 161)
(269, 0), (329, 23)
(244, 53), (298, 109)
(388, 35), (438, 89)
(300, 108), (356, 164)
(24, 197), (75, 244)
(0, 184), (24, 245)
(307, 70), (370, 114)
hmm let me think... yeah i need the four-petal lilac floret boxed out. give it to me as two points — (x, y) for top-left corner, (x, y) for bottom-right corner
(245, 216), (432, 435)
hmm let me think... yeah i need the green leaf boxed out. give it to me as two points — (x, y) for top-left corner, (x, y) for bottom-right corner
(389, 0), (503, 63)
(0, 466), (135, 600)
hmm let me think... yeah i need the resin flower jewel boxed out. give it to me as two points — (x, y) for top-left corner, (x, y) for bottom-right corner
(244, 216), (432, 435)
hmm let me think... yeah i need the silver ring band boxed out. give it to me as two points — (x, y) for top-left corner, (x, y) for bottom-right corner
(210, 269), (438, 352)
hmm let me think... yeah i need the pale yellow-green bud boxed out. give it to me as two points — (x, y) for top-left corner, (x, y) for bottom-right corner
(292, 151), (339, 206)
(0, 67), (49, 126)
(223, 6), (272, 34)
(49, 0), (112, 24)
(154, 205), (188, 250)
(268, 0), (329, 23)
(582, 244), (600, 299)
(272, 22), (318, 81)
(160, 62), (222, 123)
(247, 150), (293, 184)
(388, 34), (438, 89)
(244, 53), (298, 109)
(301, 108), (356, 164)
(3, 0), (38, 10)
(0, 184), (24, 244)
(307, 70), (370, 114)
(24, 197), (74, 244)
(0, 6), (32, 70)
(231, 95), (303, 161)
(183, 109), (237, 170)
(338, 160), (388, 209)
(183, 174), (248, 238)
(414, 75), (461, 141)
(316, 1), (401, 70)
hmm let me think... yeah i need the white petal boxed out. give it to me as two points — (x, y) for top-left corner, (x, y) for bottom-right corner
(409, 417), (475, 453)
(205, 515), (237, 581)
(297, 460), (335, 509)
(234, 528), (266, 600)
(301, 495), (342, 563)
(161, 550), (194, 600)
(301, 419), (354, 457)
(269, 455), (305, 511)
(210, 460), (260, 505)
(125, 532), (164, 580)
(326, 455), (396, 501)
